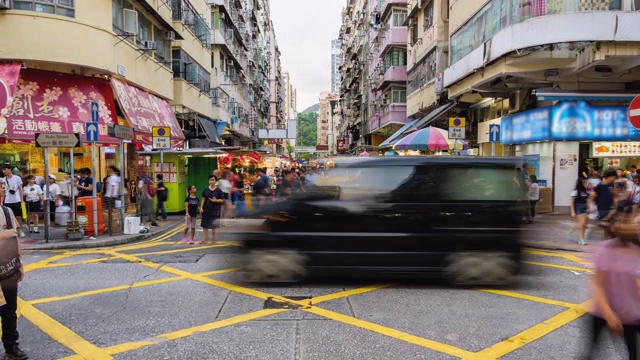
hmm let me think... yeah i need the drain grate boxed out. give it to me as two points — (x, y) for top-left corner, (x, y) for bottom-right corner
(263, 296), (312, 310)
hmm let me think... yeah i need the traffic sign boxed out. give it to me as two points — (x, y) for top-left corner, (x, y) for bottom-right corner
(35, 133), (82, 148)
(449, 117), (466, 127)
(628, 95), (640, 129)
(489, 124), (501, 142)
(152, 137), (171, 149)
(86, 122), (99, 142)
(152, 126), (170, 137)
(449, 127), (465, 139)
(108, 124), (134, 140)
(91, 101), (99, 122)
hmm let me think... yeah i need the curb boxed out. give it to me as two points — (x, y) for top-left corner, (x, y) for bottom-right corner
(22, 222), (183, 251)
(522, 240), (591, 253)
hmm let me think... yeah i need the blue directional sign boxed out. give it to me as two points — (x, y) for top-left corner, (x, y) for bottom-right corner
(90, 101), (99, 122)
(489, 124), (500, 142)
(85, 122), (99, 142)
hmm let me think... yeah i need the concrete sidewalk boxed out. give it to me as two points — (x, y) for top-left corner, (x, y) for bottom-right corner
(20, 217), (183, 251)
(521, 210), (604, 252)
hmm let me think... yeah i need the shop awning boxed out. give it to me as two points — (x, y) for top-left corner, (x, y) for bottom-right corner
(110, 78), (185, 148)
(534, 90), (637, 102)
(406, 102), (456, 132)
(198, 116), (222, 144)
(378, 119), (419, 148)
(3, 68), (120, 143)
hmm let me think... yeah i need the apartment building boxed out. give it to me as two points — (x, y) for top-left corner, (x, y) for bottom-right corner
(209, 0), (277, 148)
(283, 71), (297, 121)
(317, 91), (338, 147)
(331, 39), (341, 93)
(442, 0), (640, 209)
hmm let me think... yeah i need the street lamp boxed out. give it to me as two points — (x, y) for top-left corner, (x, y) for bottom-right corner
(329, 99), (337, 155)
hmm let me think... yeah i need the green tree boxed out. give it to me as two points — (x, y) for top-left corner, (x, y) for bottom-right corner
(296, 112), (318, 147)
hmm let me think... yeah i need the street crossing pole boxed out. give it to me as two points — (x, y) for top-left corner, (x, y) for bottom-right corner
(70, 148), (75, 218)
(44, 148), (50, 242)
(120, 140), (125, 220)
(91, 141), (98, 237)
(491, 142), (496, 157)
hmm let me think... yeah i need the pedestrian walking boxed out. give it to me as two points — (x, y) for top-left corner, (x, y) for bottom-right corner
(527, 174), (540, 223)
(103, 166), (120, 210)
(235, 173), (248, 218)
(155, 174), (168, 221)
(199, 175), (224, 244)
(138, 172), (158, 227)
(0, 165), (25, 238)
(0, 183), (28, 360)
(584, 212), (640, 359)
(218, 170), (233, 226)
(182, 185), (198, 244)
(569, 178), (590, 245)
(24, 176), (43, 234)
(589, 170), (617, 239)
(43, 174), (61, 229)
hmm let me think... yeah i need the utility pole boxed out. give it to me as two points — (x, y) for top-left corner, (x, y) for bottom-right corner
(329, 99), (337, 155)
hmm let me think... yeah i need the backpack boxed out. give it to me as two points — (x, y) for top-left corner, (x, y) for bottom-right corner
(145, 178), (156, 198)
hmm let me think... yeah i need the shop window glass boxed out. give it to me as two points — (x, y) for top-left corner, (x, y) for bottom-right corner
(14, 0), (74, 17)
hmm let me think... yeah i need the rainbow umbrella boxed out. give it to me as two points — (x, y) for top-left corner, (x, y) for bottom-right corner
(427, 127), (469, 150)
(395, 126), (450, 151)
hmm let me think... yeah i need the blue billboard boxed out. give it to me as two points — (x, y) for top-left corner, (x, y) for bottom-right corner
(501, 101), (640, 144)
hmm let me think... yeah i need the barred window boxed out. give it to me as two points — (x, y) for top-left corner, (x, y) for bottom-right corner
(407, 50), (437, 94)
(13, 0), (75, 17)
(423, 1), (434, 30)
(172, 50), (211, 93)
(172, 0), (211, 46)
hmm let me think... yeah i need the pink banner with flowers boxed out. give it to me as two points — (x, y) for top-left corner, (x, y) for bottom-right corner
(0, 63), (22, 137)
(110, 78), (185, 147)
(3, 69), (119, 143)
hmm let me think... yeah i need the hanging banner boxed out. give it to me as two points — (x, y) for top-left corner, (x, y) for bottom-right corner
(0, 63), (21, 137)
(3, 69), (119, 142)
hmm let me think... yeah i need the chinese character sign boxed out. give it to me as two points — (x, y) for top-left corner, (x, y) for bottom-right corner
(4, 69), (118, 141)
(337, 139), (345, 152)
(0, 63), (23, 137)
(110, 78), (184, 140)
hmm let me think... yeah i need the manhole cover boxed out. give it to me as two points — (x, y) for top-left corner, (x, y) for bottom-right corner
(263, 296), (312, 309)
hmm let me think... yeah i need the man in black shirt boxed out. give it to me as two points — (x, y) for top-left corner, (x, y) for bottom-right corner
(589, 170), (617, 238)
(76, 169), (93, 198)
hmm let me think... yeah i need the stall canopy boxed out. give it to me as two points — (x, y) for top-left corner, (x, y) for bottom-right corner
(379, 119), (419, 148)
(110, 78), (185, 148)
(198, 116), (222, 144)
(2, 68), (120, 142)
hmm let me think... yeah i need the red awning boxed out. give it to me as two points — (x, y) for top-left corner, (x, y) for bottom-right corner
(110, 78), (185, 148)
(3, 69), (119, 143)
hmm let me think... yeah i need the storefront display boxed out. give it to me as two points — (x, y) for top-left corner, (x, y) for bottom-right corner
(592, 142), (640, 157)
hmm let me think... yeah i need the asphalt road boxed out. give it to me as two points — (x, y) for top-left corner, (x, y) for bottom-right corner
(16, 226), (629, 359)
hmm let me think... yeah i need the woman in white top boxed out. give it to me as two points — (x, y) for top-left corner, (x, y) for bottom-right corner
(217, 170), (233, 226)
(24, 175), (44, 233)
(527, 174), (540, 223)
(43, 174), (61, 228)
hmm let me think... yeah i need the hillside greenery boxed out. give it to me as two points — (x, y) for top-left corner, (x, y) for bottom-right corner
(296, 112), (318, 147)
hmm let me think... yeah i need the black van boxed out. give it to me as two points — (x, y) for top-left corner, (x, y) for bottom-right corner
(241, 156), (524, 286)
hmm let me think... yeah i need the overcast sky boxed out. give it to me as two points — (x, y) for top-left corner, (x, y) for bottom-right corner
(270, 0), (344, 112)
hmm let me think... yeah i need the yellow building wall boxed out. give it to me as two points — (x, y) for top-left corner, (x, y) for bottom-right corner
(172, 79), (214, 117)
(0, 7), (174, 100)
(140, 0), (174, 26)
(449, 0), (490, 34)
(407, 82), (438, 117)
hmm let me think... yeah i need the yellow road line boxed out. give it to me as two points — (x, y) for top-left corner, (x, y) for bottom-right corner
(18, 298), (113, 360)
(127, 242), (241, 257)
(305, 306), (475, 359)
(563, 254), (591, 266)
(522, 260), (591, 272)
(479, 289), (579, 308)
(312, 284), (391, 304)
(23, 253), (79, 273)
(474, 301), (589, 359)
(28, 268), (240, 305)
(59, 309), (287, 359)
(524, 249), (591, 267)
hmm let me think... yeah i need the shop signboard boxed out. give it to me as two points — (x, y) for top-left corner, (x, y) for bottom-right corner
(3, 69), (119, 142)
(592, 142), (640, 157)
(337, 139), (346, 152)
(0, 63), (21, 135)
(501, 102), (640, 144)
(110, 78), (185, 147)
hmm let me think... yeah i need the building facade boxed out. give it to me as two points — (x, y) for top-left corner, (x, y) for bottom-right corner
(442, 0), (640, 208)
(331, 39), (341, 93)
(282, 71), (298, 121)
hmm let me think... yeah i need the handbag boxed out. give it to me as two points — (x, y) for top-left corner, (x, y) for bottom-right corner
(0, 206), (21, 282)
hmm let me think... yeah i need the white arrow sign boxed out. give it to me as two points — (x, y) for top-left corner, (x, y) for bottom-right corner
(489, 124), (501, 142)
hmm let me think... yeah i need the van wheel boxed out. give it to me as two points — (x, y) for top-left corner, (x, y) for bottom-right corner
(445, 252), (517, 287)
(243, 249), (307, 283)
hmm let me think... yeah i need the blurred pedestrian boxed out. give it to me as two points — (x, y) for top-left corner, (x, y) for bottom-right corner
(0, 183), (28, 360)
(584, 212), (640, 359)
(43, 174), (61, 229)
(183, 185), (198, 244)
(527, 175), (540, 223)
(155, 174), (168, 221)
(23, 176), (43, 234)
(199, 175), (224, 244)
(218, 170), (233, 226)
(0, 165), (25, 238)
(589, 170), (617, 239)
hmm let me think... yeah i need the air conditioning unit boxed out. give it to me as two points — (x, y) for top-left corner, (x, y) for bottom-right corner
(382, 98), (390, 105)
(164, 31), (176, 41)
(123, 9), (139, 35)
(0, 0), (10, 10)
(143, 41), (157, 50)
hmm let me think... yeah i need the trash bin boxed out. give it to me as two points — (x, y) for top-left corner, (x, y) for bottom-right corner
(76, 196), (105, 236)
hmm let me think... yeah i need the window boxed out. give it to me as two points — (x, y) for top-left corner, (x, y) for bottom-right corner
(172, 0), (211, 46)
(153, 26), (171, 66)
(392, 87), (406, 103)
(172, 49), (211, 93)
(410, 24), (418, 45)
(112, 0), (134, 37)
(423, 1), (434, 30)
(407, 49), (437, 94)
(317, 166), (416, 200)
(382, 48), (407, 73)
(391, 9), (407, 27)
(442, 165), (518, 201)
(137, 14), (152, 47)
(13, 0), (75, 17)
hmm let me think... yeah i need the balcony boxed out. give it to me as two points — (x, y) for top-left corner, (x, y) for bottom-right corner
(369, 104), (407, 133)
(380, 0), (408, 23)
(378, 27), (407, 56)
(377, 66), (407, 90)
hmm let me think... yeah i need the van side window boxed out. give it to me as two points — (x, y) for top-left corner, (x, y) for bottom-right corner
(390, 165), (440, 203)
(441, 165), (518, 201)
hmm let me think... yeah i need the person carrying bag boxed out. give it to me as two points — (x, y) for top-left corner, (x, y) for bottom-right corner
(0, 188), (28, 359)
